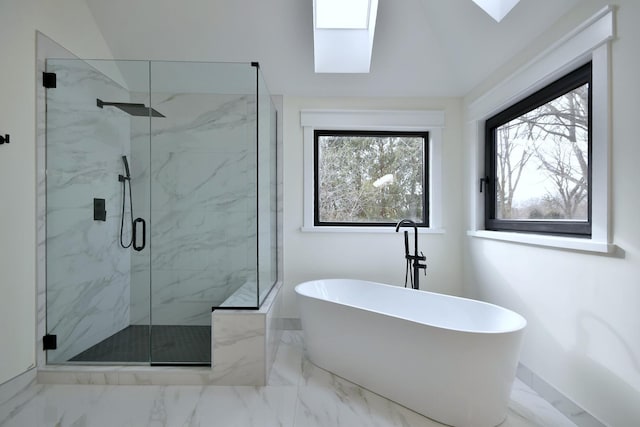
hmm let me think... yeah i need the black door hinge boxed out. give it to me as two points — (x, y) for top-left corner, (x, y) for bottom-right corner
(43, 334), (57, 350)
(43, 72), (57, 88)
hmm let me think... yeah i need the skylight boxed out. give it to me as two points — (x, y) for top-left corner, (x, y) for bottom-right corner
(312, 0), (378, 73)
(315, 0), (371, 29)
(312, 0), (519, 74)
(472, 0), (521, 22)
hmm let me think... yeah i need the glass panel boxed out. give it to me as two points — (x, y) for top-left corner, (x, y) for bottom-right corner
(148, 61), (257, 363)
(45, 59), (151, 363)
(257, 68), (278, 306)
(495, 83), (589, 221)
(316, 132), (427, 224)
(45, 59), (271, 366)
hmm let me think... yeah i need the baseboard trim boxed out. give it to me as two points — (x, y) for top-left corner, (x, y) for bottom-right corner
(282, 317), (302, 330)
(0, 367), (37, 408)
(517, 364), (605, 427)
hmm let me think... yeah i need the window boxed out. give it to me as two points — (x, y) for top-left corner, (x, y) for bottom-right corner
(314, 130), (428, 227)
(468, 7), (613, 252)
(484, 62), (592, 237)
(300, 109), (445, 232)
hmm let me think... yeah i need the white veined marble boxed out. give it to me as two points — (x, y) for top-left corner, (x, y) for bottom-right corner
(129, 91), (260, 325)
(45, 59), (267, 355)
(45, 59), (132, 363)
(0, 331), (577, 427)
(210, 281), (283, 386)
(219, 280), (259, 307)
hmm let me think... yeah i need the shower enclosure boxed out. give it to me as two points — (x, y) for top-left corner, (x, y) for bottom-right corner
(44, 59), (278, 365)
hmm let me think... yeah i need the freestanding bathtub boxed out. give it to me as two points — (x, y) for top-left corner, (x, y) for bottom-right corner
(295, 279), (526, 427)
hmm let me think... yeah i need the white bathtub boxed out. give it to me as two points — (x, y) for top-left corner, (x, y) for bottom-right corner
(295, 279), (526, 427)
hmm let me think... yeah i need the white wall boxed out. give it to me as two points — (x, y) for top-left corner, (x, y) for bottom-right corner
(0, 0), (115, 384)
(282, 96), (464, 318)
(463, 1), (640, 425)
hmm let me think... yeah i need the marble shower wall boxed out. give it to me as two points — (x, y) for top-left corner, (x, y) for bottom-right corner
(45, 59), (132, 362)
(129, 92), (258, 326)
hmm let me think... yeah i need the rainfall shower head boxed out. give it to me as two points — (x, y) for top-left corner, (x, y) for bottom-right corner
(97, 98), (165, 118)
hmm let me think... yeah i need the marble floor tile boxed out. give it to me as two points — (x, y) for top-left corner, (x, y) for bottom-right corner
(507, 379), (578, 427)
(191, 386), (298, 426)
(294, 379), (443, 427)
(268, 343), (304, 387)
(1, 330), (577, 427)
(280, 330), (305, 348)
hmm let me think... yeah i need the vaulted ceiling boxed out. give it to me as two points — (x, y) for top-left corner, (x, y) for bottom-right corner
(85, 0), (581, 97)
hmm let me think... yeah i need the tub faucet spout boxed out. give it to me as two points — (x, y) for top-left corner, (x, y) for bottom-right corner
(395, 219), (427, 290)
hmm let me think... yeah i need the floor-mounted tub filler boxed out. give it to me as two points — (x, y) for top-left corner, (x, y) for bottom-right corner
(295, 279), (527, 427)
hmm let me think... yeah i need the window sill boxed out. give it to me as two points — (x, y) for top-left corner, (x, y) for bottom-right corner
(301, 226), (446, 234)
(467, 230), (615, 254)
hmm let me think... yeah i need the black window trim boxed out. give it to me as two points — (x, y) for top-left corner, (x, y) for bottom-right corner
(313, 129), (430, 228)
(484, 61), (593, 237)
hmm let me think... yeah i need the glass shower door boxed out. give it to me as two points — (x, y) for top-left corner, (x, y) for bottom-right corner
(147, 61), (259, 364)
(44, 58), (277, 366)
(45, 58), (152, 364)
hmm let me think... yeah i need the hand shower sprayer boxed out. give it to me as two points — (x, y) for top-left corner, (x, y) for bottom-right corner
(118, 156), (145, 251)
(119, 156), (133, 249)
(119, 155), (131, 182)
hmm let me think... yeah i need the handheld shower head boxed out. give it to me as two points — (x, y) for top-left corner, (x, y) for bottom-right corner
(122, 156), (130, 178)
(119, 155), (131, 182)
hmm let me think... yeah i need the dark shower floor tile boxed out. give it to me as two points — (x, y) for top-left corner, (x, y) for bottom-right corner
(69, 325), (210, 364)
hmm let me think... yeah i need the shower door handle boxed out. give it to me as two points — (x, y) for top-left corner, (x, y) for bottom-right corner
(133, 217), (146, 252)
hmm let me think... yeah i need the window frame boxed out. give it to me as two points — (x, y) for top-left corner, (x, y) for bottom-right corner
(484, 62), (593, 237)
(313, 129), (430, 228)
(299, 109), (445, 234)
(466, 6), (614, 253)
